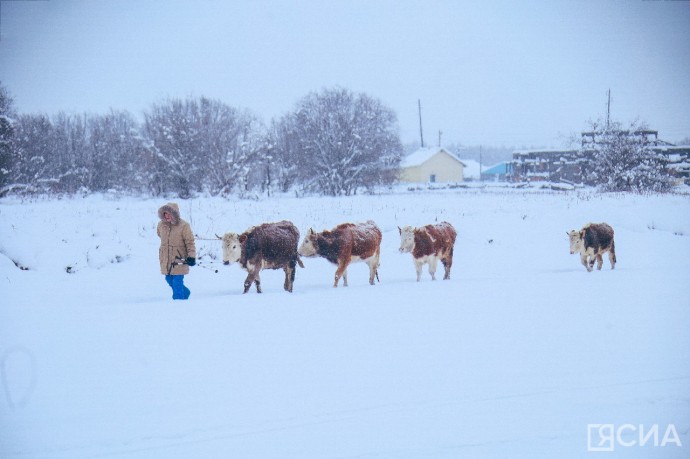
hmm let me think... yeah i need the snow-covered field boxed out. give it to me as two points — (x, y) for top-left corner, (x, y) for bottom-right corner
(1, 189), (689, 458)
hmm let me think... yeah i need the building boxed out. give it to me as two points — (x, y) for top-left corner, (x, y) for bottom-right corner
(481, 161), (513, 182)
(399, 147), (466, 183)
(510, 149), (583, 183)
(508, 129), (690, 185)
(657, 145), (690, 184)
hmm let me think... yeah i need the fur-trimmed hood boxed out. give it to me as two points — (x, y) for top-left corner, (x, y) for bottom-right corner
(158, 202), (181, 225)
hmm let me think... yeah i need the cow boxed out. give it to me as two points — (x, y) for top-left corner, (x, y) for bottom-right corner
(398, 222), (457, 282)
(567, 222), (616, 272)
(220, 220), (304, 293)
(298, 220), (382, 287)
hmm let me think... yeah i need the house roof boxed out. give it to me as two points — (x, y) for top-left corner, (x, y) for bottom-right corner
(401, 147), (466, 168)
(513, 149), (577, 156)
(482, 161), (511, 175)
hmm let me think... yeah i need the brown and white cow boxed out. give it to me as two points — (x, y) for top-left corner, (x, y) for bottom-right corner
(398, 222), (457, 282)
(221, 220), (304, 293)
(298, 220), (382, 287)
(567, 222), (616, 272)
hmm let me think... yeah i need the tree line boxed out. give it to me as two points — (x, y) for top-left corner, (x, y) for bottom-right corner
(1, 81), (681, 198)
(0, 83), (403, 198)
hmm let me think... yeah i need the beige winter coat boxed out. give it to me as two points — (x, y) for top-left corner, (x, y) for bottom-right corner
(157, 202), (196, 275)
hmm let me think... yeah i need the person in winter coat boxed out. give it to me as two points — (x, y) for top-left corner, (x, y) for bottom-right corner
(157, 202), (196, 300)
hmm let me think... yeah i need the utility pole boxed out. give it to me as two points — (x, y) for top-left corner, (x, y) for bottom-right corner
(606, 89), (611, 128)
(438, 130), (442, 147)
(479, 145), (483, 183)
(418, 99), (424, 148)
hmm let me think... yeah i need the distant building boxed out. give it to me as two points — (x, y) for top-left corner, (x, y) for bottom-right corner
(481, 161), (513, 182)
(508, 129), (690, 185)
(510, 149), (582, 183)
(399, 147), (466, 183)
(657, 145), (690, 184)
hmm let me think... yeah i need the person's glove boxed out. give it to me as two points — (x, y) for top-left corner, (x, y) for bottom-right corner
(186, 257), (196, 266)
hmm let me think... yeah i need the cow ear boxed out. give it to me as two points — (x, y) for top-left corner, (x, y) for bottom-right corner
(579, 230), (585, 238)
(239, 234), (247, 243)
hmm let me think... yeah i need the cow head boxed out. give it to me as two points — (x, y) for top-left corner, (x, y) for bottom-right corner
(567, 230), (584, 254)
(298, 228), (319, 257)
(398, 226), (416, 253)
(221, 232), (242, 265)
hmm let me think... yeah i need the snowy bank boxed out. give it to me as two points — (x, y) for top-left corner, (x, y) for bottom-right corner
(1, 190), (689, 458)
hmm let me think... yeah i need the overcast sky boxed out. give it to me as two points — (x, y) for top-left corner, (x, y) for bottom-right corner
(1, 0), (689, 148)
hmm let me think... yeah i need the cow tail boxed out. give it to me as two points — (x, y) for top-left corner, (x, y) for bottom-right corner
(611, 240), (617, 263)
(296, 254), (305, 268)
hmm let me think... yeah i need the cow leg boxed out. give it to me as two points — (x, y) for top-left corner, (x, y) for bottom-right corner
(333, 269), (349, 287)
(290, 258), (297, 290)
(428, 256), (438, 280)
(367, 254), (379, 285)
(580, 254), (592, 272)
(243, 267), (262, 294)
(254, 273), (262, 293)
(283, 265), (295, 292)
(243, 274), (254, 293)
(596, 253), (604, 270)
(442, 252), (453, 280)
(334, 258), (350, 287)
(414, 260), (424, 282)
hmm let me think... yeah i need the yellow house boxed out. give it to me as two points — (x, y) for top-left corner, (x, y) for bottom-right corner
(399, 147), (466, 183)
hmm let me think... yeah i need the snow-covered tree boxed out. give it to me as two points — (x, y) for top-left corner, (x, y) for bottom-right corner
(87, 110), (147, 192)
(266, 115), (305, 193)
(50, 112), (90, 193)
(273, 87), (402, 196)
(143, 96), (263, 197)
(0, 83), (17, 195)
(584, 119), (673, 193)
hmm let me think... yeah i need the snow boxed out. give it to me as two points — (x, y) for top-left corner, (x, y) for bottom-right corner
(400, 147), (464, 169)
(1, 189), (689, 458)
(459, 159), (481, 180)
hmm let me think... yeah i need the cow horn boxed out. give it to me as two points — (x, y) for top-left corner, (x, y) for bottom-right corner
(215, 233), (223, 240)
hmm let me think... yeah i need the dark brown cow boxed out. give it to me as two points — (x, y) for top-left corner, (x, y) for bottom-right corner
(398, 222), (457, 281)
(221, 221), (304, 293)
(568, 222), (616, 272)
(299, 220), (382, 287)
